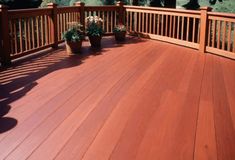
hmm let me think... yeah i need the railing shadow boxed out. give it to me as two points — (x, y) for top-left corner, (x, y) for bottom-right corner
(0, 105), (18, 133)
(0, 46), (83, 107)
(0, 36), (146, 107)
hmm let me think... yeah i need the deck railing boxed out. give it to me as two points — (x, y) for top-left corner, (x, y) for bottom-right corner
(125, 6), (201, 49)
(0, 2), (235, 66)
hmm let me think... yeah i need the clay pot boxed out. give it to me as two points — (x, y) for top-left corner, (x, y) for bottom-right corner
(65, 41), (82, 55)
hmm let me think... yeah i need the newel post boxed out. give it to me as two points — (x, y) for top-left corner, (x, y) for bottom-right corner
(75, 2), (85, 33)
(199, 7), (212, 53)
(116, 1), (124, 24)
(0, 5), (11, 66)
(48, 3), (58, 49)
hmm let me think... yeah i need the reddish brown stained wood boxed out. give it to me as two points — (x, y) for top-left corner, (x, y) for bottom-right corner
(194, 55), (217, 160)
(212, 56), (235, 160)
(0, 37), (235, 160)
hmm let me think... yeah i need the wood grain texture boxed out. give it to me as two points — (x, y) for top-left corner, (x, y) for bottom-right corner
(0, 36), (235, 160)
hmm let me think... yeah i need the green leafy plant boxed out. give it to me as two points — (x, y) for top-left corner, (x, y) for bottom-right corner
(85, 16), (104, 37)
(113, 24), (126, 33)
(63, 22), (84, 42)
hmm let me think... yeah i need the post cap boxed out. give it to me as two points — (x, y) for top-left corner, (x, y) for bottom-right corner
(47, 3), (58, 7)
(200, 6), (213, 11)
(116, 1), (124, 6)
(74, 2), (85, 6)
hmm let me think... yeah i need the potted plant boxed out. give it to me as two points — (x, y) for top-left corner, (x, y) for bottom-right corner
(113, 24), (126, 41)
(86, 16), (104, 48)
(63, 22), (84, 55)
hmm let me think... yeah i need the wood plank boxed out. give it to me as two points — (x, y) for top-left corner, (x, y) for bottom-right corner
(194, 55), (217, 160)
(134, 52), (205, 160)
(212, 56), (235, 160)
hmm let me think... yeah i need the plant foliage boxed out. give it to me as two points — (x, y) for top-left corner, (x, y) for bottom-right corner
(113, 24), (126, 33)
(63, 22), (84, 42)
(86, 16), (104, 37)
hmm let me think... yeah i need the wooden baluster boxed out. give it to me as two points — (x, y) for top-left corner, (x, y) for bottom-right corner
(65, 13), (68, 30)
(161, 15), (164, 36)
(169, 15), (172, 37)
(130, 11), (132, 32)
(166, 15), (168, 36)
(31, 18), (35, 48)
(102, 11), (105, 31)
(233, 23), (235, 52)
(138, 12), (141, 33)
(107, 11), (109, 33)
(157, 14), (160, 35)
(24, 18), (28, 50)
(41, 16), (45, 46)
(45, 15), (49, 45)
(153, 14), (156, 34)
(9, 20), (13, 54)
(212, 20), (216, 48)
(114, 11), (117, 26)
(181, 16), (184, 40)
(111, 11), (113, 32)
(146, 13), (148, 33)
(186, 17), (189, 41)
(197, 19), (200, 43)
(207, 19), (211, 46)
(19, 19), (23, 52)
(227, 22), (231, 51)
(217, 20), (221, 49)
(13, 20), (18, 53)
(222, 21), (226, 50)
(193, 18), (196, 43)
(135, 12), (137, 32)
(173, 16), (176, 38)
(60, 14), (63, 40)
(177, 16), (180, 39)
(126, 11), (129, 31)
(27, 18), (31, 50)
(63, 14), (66, 34)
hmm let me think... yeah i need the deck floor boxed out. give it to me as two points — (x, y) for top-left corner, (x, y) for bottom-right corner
(0, 37), (235, 160)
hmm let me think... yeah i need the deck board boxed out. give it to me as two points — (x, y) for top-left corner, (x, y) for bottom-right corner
(0, 37), (235, 160)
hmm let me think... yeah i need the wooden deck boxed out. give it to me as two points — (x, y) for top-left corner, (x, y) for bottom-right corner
(0, 36), (235, 160)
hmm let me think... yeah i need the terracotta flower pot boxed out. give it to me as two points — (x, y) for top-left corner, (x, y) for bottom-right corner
(114, 31), (126, 41)
(65, 41), (82, 55)
(89, 35), (102, 48)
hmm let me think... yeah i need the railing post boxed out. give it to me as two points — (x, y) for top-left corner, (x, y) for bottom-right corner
(199, 7), (212, 53)
(75, 2), (85, 33)
(116, 1), (124, 24)
(0, 5), (11, 66)
(48, 3), (58, 49)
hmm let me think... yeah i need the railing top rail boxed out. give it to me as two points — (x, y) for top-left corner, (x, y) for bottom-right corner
(8, 8), (52, 18)
(85, 5), (118, 11)
(8, 7), (52, 13)
(208, 12), (235, 18)
(124, 5), (201, 15)
(57, 6), (81, 13)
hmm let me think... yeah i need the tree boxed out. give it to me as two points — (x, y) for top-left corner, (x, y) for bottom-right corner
(102, 0), (115, 5)
(183, 0), (223, 10)
(149, 0), (162, 7)
(0, 0), (42, 9)
(209, 0), (223, 5)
